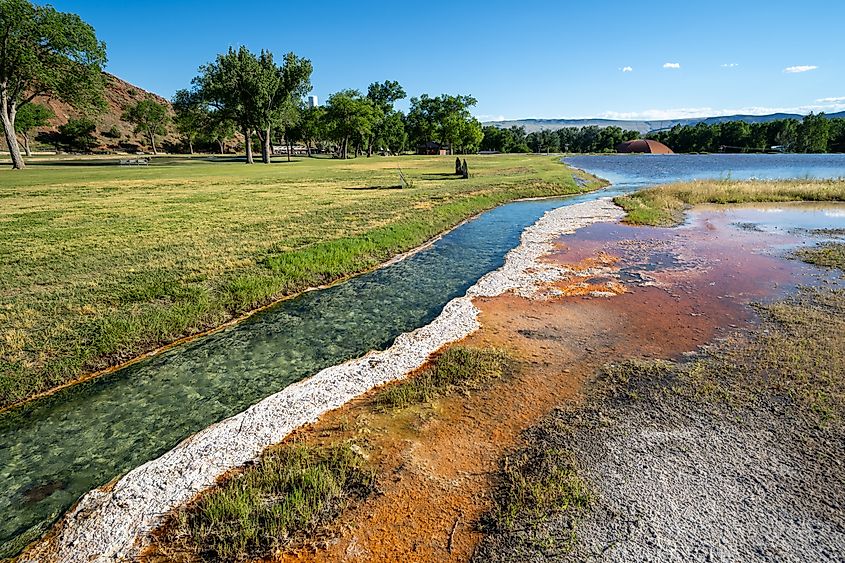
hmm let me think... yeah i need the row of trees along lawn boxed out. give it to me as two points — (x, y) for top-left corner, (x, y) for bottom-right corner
(480, 125), (641, 154)
(0, 0), (483, 168)
(647, 114), (845, 153)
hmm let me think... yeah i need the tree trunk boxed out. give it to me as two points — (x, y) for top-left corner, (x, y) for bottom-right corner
(306, 141), (312, 157)
(188, 138), (194, 155)
(149, 130), (157, 155)
(244, 128), (254, 164)
(287, 138), (292, 162)
(217, 138), (224, 154)
(261, 127), (272, 164)
(1, 97), (24, 169)
(22, 133), (32, 157)
(342, 136), (348, 160)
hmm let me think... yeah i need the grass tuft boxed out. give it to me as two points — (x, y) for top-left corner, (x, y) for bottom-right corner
(159, 442), (374, 562)
(375, 346), (514, 410)
(490, 448), (591, 534)
(794, 242), (845, 272)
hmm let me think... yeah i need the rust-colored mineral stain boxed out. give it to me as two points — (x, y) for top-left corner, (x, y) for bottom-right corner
(248, 209), (832, 563)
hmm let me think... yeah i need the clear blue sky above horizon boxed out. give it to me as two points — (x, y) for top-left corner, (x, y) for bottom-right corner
(44, 0), (845, 121)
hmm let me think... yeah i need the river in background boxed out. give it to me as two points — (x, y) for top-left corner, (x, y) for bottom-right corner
(564, 153), (845, 189)
(2, 154), (844, 555)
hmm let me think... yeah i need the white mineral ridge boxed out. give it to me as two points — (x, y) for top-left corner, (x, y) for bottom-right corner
(22, 197), (622, 562)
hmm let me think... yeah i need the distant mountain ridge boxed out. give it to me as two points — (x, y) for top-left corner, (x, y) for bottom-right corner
(484, 112), (845, 134)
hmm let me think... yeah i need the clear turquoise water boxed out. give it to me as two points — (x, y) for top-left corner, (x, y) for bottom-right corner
(3, 154), (845, 555)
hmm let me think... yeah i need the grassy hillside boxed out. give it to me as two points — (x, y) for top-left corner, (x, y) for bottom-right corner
(0, 154), (599, 409)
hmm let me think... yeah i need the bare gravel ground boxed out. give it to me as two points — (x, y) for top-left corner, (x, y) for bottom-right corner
(475, 288), (845, 563)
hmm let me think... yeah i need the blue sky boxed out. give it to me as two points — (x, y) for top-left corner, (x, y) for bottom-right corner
(45, 0), (845, 121)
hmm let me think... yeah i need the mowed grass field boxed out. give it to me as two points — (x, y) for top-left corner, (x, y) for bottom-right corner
(0, 154), (597, 408)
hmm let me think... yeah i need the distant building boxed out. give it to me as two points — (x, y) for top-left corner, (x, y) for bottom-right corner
(417, 141), (450, 155)
(616, 139), (674, 154)
(307, 95), (318, 108)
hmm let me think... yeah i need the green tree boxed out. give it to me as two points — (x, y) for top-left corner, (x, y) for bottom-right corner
(273, 52), (312, 162)
(456, 117), (483, 153)
(0, 0), (106, 168)
(171, 89), (206, 154)
(194, 46), (262, 163)
(324, 89), (378, 159)
(58, 116), (96, 151)
(796, 112), (830, 153)
(378, 110), (407, 155)
(123, 98), (169, 154)
(829, 119), (845, 152)
(406, 94), (478, 153)
(720, 121), (751, 151)
(205, 110), (235, 154)
(14, 102), (53, 156)
(366, 80), (406, 156)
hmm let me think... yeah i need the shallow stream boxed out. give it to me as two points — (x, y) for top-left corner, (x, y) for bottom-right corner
(2, 154), (844, 555)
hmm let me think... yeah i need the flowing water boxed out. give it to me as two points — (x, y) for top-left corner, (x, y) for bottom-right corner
(2, 154), (844, 555)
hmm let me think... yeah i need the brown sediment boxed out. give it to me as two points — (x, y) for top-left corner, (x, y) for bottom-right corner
(152, 206), (836, 563)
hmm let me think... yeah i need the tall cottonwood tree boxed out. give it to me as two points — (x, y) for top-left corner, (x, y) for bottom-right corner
(123, 98), (169, 154)
(194, 47), (262, 163)
(193, 47), (311, 164)
(365, 80), (406, 156)
(406, 94), (479, 154)
(14, 102), (53, 156)
(0, 0), (106, 169)
(253, 51), (312, 163)
(172, 89), (206, 154)
(324, 90), (378, 159)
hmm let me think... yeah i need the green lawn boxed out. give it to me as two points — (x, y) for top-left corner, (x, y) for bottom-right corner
(0, 154), (598, 408)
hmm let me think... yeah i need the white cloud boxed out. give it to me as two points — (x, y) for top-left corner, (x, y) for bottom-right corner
(476, 114), (507, 122)
(620, 66), (633, 72)
(817, 96), (845, 103)
(663, 62), (681, 69)
(721, 63), (739, 68)
(784, 65), (817, 73)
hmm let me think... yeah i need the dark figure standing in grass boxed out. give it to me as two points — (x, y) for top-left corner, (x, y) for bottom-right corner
(462, 159), (469, 179)
(456, 157), (462, 175)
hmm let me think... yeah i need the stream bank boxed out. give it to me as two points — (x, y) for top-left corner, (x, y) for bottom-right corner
(20, 200), (624, 562)
(147, 202), (843, 562)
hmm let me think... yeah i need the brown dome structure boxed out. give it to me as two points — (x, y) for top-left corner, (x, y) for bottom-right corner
(616, 139), (674, 154)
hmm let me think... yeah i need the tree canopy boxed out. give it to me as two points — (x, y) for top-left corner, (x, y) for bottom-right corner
(650, 114), (844, 154)
(14, 102), (53, 156)
(123, 98), (169, 155)
(324, 89), (378, 159)
(407, 94), (479, 153)
(192, 47), (312, 163)
(172, 89), (206, 154)
(0, 0), (106, 168)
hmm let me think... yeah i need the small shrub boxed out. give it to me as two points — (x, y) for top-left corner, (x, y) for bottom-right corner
(376, 346), (514, 410)
(164, 443), (374, 562)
